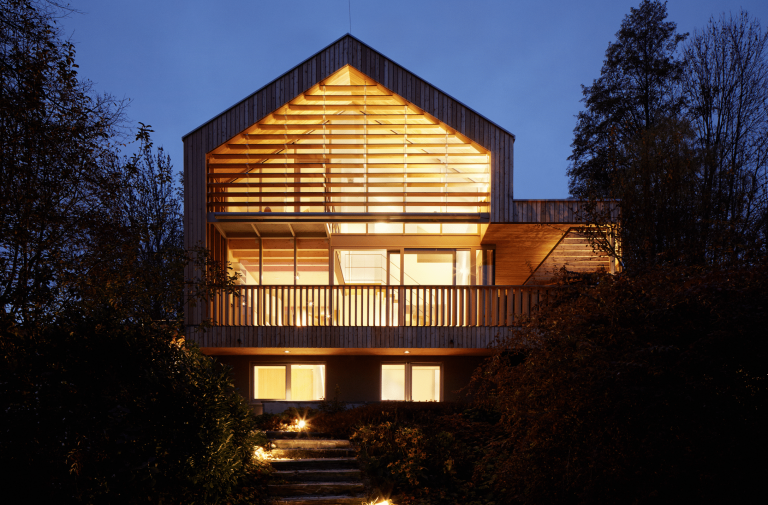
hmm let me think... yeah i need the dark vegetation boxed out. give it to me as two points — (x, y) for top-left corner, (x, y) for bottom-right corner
(465, 265), (767, 504)
(568, 0), (768, 269)
(1, 1), (266, 503)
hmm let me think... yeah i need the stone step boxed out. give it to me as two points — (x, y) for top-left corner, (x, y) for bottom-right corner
(272, 448), (356, 459)
(271, 458), (359, 471)
(273, 469), (362, 483)
(267, 431), (333, 439)
(273, 495), (366, 505)
(268, 482), (365, 497)
(273, 439), (351, 449)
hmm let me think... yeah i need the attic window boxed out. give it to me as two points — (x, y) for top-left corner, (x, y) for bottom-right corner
(207, 66), (490, 217)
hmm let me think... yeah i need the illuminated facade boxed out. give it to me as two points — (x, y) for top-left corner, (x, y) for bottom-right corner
(183, 35), (614, 411)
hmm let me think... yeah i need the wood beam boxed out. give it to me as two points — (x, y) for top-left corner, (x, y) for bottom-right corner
(225, 143), (474, 150)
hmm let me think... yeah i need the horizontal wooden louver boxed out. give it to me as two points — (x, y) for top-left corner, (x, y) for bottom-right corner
(207, 66), (491, 214)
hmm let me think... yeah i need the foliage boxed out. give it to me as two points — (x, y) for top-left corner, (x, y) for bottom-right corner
(0, 315), (270, 504)
(568, 0), (687, 199)
(466, 265), (768, 504)
(309, 401), (463, 439)
(0, 2), (265, 502)
(682, 11), (768, 264)
(253, 413), (286, 431)
(352, 407), (499, 505)
(113, 128), (185, 323)
(568, 1), (768, 270)
(0, 0), (126, 324)
(317, 383), (348, 414)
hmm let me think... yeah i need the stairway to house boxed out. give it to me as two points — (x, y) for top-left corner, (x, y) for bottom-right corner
(268, 433), (365, 505)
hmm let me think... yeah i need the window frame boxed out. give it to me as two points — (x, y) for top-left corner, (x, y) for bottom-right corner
(380, 361), (443, 402)
(250, 362), (327, 402)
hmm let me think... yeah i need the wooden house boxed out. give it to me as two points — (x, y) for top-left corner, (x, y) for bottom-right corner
(183, 34), (615, 412)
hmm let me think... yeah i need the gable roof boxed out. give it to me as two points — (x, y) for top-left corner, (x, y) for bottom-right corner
(182, 34), (515, 144)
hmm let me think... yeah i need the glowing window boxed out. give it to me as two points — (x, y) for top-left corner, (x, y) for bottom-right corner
(252, 364), (325, 401)
(381, 364), (406, 400)
(253, 366), (286, 400)
(381, 363), (441, 402)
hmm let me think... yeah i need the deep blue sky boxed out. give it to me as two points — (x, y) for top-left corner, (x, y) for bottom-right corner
(60, 0), (767, 199)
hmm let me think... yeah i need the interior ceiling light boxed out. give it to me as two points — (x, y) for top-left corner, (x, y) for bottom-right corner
(404, 350), (410, 354)
(284, 350), (290, 353)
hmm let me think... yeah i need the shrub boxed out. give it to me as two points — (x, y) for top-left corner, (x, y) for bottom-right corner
(308, 401), (464, 438)
(350, 406), (498, 505)
(0, 318), (271, 504)
(468, 265), (768, 504)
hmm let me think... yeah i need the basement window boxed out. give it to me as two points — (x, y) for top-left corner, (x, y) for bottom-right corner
(381, 363), (441, 402)
(252, 364), (326, 401)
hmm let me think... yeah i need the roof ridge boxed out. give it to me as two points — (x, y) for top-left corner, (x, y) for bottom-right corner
(182, 34), (515, 141)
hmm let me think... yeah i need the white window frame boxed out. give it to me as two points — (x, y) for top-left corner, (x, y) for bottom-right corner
(380, 362), (443, 402)
(250, 362), (326, 402)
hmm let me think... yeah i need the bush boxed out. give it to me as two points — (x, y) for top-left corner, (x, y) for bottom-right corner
(0, 317), (271, 504)
(468, 265), (768, 504)
(351, 408), (498, 505)
(309, 401), (464, 438)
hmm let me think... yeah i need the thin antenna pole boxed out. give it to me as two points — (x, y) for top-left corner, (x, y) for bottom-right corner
(349, 0), (352, 34)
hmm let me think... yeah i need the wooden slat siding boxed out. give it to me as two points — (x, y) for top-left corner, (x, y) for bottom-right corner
(183, 36), (520, 329)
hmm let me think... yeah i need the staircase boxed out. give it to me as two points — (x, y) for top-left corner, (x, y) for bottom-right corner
(268, 433), (365, 505)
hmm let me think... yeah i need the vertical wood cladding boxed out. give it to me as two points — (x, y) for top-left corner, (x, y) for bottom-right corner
(183, 35), (517, 325)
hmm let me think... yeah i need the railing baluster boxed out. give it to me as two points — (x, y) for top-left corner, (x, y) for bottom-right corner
(384, 286), (388, 326)
(205, 285), (552, 329)
(522, 288), (529, 316)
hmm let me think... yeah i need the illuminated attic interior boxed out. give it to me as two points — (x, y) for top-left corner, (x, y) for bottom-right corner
(207, 65), (491, 236)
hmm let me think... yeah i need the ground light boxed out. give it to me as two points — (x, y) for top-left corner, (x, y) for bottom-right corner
(253, 446), (271, 461)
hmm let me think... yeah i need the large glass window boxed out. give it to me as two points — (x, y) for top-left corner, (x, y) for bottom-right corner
(381, 364), (406, 401)
(252, 364), (325, 401)
(336, 250), (388, 284)
(381, 363), (441, 402)
(253, 365), (286, 400)
(412, 365), (441, 402)
(297, 239), (329, 286)
(262, 239), (295, 285)
(403, 250), (454, 285)
(334, 248), (481, 287)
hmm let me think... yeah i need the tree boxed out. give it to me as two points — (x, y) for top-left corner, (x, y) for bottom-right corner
(468, 266), (768, 504)
(568, 0), (687, 199)
(0, 0), (125, 325)
(78, 127), (187, 325)
(682, 11), (768, 264)
(569, 3), (768, 270)
(0, 3), (265, 503)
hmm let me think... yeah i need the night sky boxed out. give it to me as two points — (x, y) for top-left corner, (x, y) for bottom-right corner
(59, 0), (768, 199)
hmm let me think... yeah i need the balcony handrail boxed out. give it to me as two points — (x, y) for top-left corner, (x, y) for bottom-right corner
(207, 284), (554, 328)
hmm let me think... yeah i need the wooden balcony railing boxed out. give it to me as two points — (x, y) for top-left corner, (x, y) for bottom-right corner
(207, 285), (553, 327)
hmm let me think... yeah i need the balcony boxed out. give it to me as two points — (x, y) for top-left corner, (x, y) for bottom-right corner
(207, 285), (553, 327)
